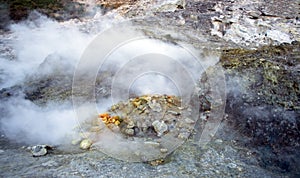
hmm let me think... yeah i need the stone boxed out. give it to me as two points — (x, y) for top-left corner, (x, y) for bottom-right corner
(266, 30), (292, 43)
(149, 159), (165, 166)
(144, 141), (160, 147)
(126, 120), (135, 129)
(80, 139), (92, 150)
(248, 11), (261, 19)
(31, 145), (52, 157)
(156, 0), (186, 12)
(152, 120), (168, 137)
(167, 110), (180, 116)
(160, 148), (168, 153)
(215, 139), (223, 144)
(148, 100), (162, 112)
(124, 128), (134, 136)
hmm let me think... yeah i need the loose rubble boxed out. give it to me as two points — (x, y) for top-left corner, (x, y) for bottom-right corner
(96, 95), (195, 140)
(76, 95), (197, 162)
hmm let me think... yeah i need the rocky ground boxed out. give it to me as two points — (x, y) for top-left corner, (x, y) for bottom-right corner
(0, 0), (299, 177)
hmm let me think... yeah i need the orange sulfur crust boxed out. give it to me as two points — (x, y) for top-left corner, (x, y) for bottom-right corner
(98, 113), (121, 126)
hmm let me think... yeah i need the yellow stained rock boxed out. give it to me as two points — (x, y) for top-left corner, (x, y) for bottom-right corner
(98, 113), (121, 126)
(80, 139), (93, 150)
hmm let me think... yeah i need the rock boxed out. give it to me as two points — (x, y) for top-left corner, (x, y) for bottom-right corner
(248, 11), (261, 19)
(124, 128), (135, 136)
(167, 110), (180, 116)
(160, 148), (168, 153)
(152, 120), (168, 137)
(80, 139), (93, 150)
(266, 30), (292, 43)
(215, 139), (223, 144)
(144, 141), (160, 147)
(208, 0), (299, 47)
(148, 100), (162, 112)
(126, 120), (135, 129)
(31, 145), (52, 157)
(156, 0), (186, 12)
(79, 95), (194, 162)
(149, 159), (165, 166)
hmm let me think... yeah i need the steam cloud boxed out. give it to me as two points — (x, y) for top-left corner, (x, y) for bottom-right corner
(0, 12), (220, 146)
(1, 98), (77, 144)
(0, 13), (94, 144)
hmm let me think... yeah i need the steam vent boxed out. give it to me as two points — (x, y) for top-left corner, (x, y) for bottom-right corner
(77, 95), (196, 162)
(0, 0), (299, 177)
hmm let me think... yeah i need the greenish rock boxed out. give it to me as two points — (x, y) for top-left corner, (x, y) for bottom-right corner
(220, 42), (300, 109)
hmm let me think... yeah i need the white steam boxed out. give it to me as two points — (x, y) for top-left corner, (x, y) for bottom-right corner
(0, 12), (93, 88)
(0, 13), (95, 144)
(130, 73), (179, 96)
(0, 11), (220, 146)
(1, 98), (77, 144)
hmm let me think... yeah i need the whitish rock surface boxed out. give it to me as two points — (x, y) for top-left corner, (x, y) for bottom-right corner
(152, 120), (168, 137)
(31, 145), (52, 157)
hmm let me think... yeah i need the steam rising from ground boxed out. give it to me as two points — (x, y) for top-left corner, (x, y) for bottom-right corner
(0, 13), (94, 144)
(1, 98), (77, 144)
(0, 13), (92, 88)
(0, 12), (220, 146)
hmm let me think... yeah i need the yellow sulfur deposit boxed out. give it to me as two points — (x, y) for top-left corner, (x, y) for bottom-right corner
(98, 113), (121, 126)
